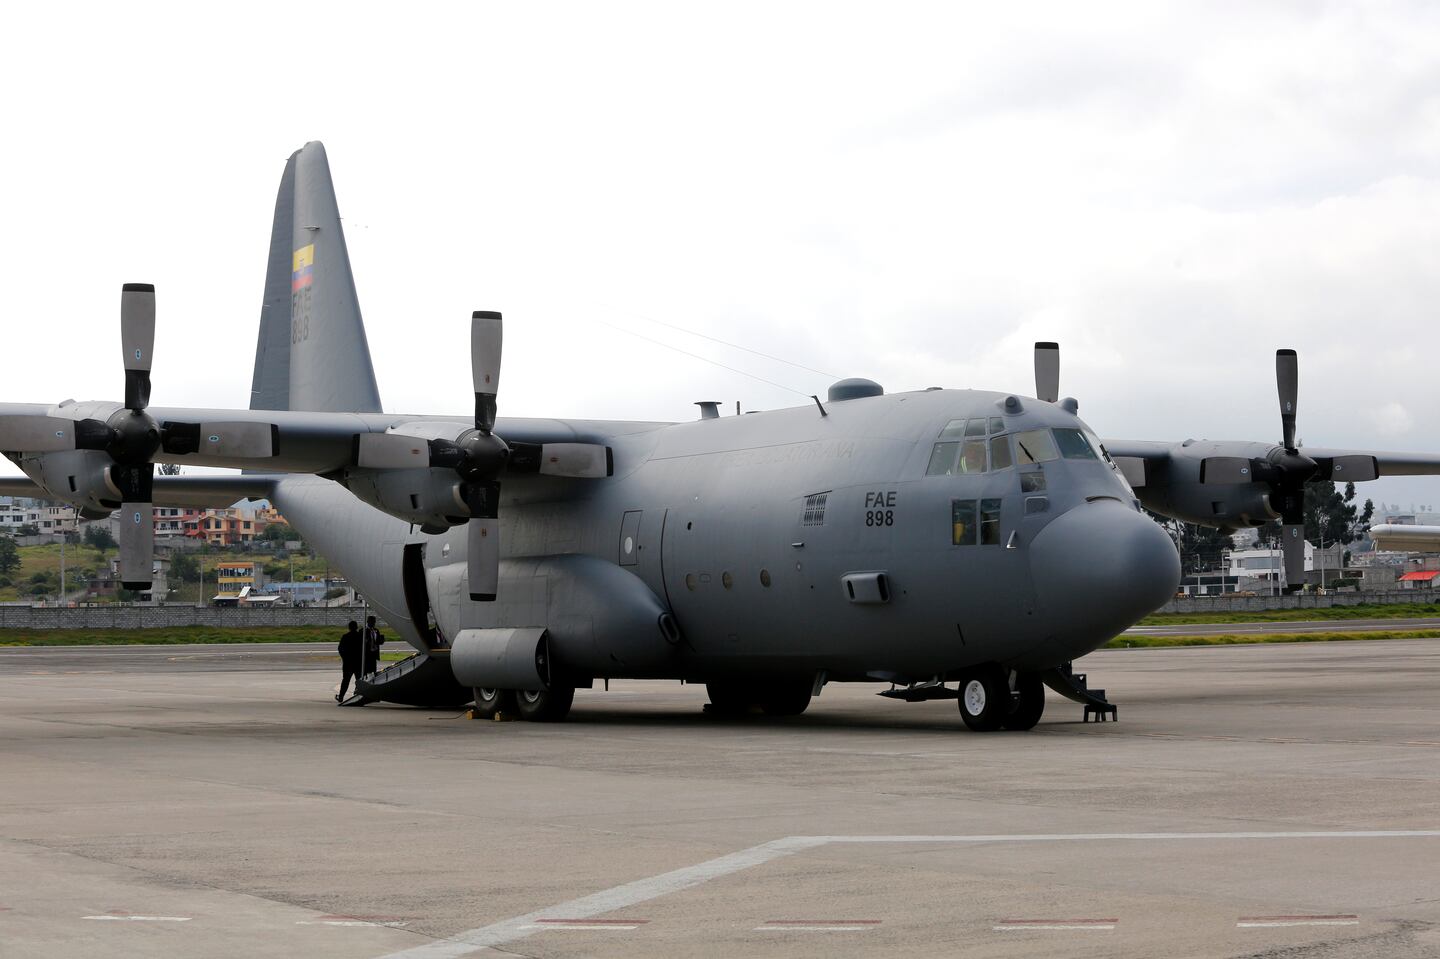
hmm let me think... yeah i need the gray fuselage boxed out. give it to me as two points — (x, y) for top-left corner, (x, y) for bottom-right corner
(277, 387), (1180, 686)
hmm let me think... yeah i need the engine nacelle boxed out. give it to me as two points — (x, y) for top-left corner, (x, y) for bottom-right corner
(1133, 439), (1282, 530)
(1138, 483), (1278, 530)
(343, 467), (467, 531)
(17, 450), (120, 515)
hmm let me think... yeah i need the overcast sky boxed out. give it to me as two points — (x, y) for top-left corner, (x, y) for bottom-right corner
(2, 2), (1439, 512)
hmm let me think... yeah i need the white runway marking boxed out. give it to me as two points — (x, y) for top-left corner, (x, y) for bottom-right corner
(84, 914), (192, 922)
(995, 918), (1117, 931)
(375, 830), (1440, 959)
(756, 919), (881, 931)
(1237, 915), (1359, 928)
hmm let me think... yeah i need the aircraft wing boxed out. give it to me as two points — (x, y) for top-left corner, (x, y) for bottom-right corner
(1102, 439), (1440, 486)
(0, 473), (279, 509)
(1299, 447), (1440, 478)
(1369, 524), (1440, 552)
(0, 401), (654, 475)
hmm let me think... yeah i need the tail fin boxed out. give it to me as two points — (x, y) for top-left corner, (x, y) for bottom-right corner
(250, 141), (383, 414)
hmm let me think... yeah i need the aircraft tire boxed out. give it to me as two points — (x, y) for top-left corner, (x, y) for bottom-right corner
(514, 685), (575, 722)
(1000, 672), (1045, 731)
(958, 664), (1008, 732)
(757, 681), (812, 717)
(471, 687), (516, 719)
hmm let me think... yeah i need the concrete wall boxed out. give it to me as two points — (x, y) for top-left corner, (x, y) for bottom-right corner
(1159, 590), (1433, 615)
(0, 605), (384, 630)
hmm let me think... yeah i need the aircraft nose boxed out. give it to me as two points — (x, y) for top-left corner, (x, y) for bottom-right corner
(1028, 499), (1180, 649)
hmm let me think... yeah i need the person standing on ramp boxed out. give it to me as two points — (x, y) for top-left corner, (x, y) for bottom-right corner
(337, 620), (362, 703)
(362, 615), (385, 677)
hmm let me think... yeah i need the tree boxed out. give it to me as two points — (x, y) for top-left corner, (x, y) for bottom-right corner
(83, 525), (118, 552)
(261, 522), (297, 543)
(16, 523), (39, 536)
(1258, 480), (1371, 549)
(169, 552), (200, 583)
(0, 535), (18, 576)
(1145, 510), (1234, 572)
(157, 463), (182, 476)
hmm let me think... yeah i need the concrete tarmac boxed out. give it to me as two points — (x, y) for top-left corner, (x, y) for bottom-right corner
(2, 639), (1439, 958)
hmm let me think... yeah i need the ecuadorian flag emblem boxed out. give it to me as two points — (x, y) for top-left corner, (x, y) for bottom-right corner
(292, 244), (315, 292)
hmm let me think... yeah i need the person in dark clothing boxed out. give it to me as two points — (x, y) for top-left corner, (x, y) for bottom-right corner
(337, 620), (362, 703)
(362, 615), (385, 676)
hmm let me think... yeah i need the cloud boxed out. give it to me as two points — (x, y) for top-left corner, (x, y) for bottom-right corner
(1374, 402), (1415, 437)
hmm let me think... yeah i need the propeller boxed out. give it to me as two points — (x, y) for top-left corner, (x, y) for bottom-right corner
(1034, 341), (1059, 403)
(351, 311), (611, 600)
(0, 284), (279, 589)
(1200, 349), (1321, 590)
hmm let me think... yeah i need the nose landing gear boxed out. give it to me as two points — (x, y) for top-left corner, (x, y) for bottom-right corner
(957, 665), (1046, 731)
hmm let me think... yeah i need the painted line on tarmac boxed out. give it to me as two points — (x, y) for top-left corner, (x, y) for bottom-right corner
(84, 914), (192, 922)
(995, 918), (1117, 931)
(375, 830), (1440, 959)
(299, 915), (412, 928)
(756, 919), (881, 931)
(375, 836), (827, 959)
(1237, 915), (1359, 928)
(517, 918), (649, 931)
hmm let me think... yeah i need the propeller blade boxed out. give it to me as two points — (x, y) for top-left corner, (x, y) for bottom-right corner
(472, 311), (502, 433)
(1034, 341), (1059, 404)
(121, 283), (156, 411)
(354, 433), (430, 469)
(118, 502), (155, 589)
(508, 442), (612, 479)
(1320, 454), (1380, 483)
(0, 415), (79, 452)
(1281, 523), (1306, 590)
(463, 480), (501, 601)
(1276, 348), (1298, 451)
(1199, 456), (1254, 485)
(160, 421), (277, 458)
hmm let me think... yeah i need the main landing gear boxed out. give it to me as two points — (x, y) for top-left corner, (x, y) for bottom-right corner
(704, 678), (813, 717)
(470, 685), (575, 722)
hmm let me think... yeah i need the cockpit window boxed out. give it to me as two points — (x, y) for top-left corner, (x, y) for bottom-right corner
(988, 417), (1005, 434)
(926, 442), (959, 475)
(989, 435), (1013, 471)
(927, 435), (990, 476)
(1054, 428), (1098, 460)
(959, 439), (986, 473)
(938, 419), (967, 439)
(952, 498), (1004, 546)
(951, 500), (977, 545)
(1013, 429), (1059, 464)
(964, 418), (987, 437)
(1084, 429), (1114, 464)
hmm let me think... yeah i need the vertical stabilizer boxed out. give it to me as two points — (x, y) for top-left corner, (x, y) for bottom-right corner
(250, 141), (383, 414)
(250, 154), (295, 411)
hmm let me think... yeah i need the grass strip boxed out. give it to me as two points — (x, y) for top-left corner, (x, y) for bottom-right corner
(1106, 629), (1440, 649)
(1138, 602), (1440, 626)
(0, 626), (345, 647)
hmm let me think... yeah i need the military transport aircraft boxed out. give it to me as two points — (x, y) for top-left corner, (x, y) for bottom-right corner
(3, 142), (1438, 730)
